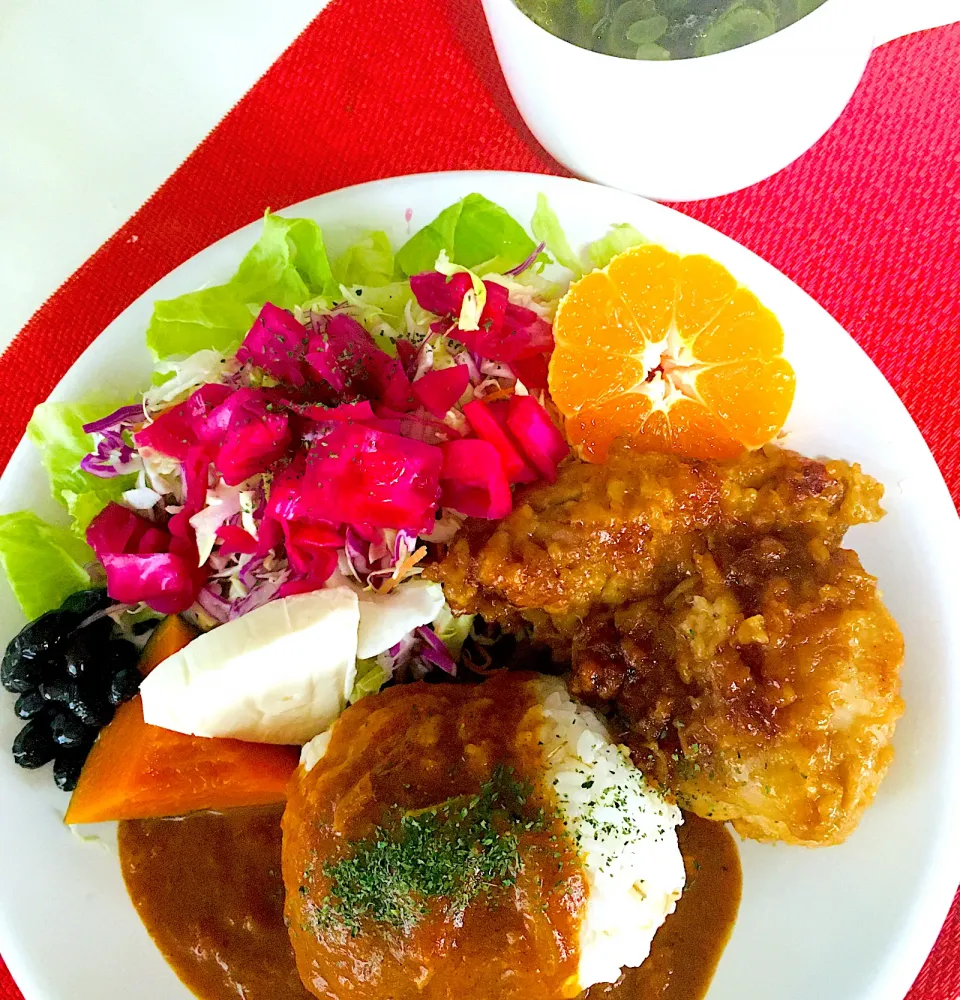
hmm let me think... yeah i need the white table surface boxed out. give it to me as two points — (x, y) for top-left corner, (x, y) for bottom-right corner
(0, 0), (325, 355)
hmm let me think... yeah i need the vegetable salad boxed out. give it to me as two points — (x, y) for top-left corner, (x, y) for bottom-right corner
(0, 193), (645, 698)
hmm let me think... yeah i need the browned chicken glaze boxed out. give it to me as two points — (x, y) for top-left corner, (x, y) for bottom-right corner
(429, 443), (904, 846)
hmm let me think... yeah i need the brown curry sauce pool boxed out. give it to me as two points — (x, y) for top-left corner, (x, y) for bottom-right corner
(119, 805), (740, 1000)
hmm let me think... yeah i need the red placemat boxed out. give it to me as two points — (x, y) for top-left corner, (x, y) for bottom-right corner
(0, 0), (957, 997)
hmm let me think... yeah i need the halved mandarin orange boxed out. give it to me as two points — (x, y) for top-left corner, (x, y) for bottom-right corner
(549, 244), (795, 462)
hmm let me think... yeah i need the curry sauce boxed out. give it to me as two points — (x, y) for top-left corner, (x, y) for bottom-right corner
(119, 807), (739, 1000)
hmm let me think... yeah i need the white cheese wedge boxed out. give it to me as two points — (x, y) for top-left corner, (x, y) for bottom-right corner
(139, 587), (360, 744)
(356, 579), (445, 659)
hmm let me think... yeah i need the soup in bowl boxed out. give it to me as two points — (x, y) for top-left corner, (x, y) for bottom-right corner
(514, 0), (830, 61)
(483, 0), (956, 199)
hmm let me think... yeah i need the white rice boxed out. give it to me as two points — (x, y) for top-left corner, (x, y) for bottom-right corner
(535, 676), (686, 992)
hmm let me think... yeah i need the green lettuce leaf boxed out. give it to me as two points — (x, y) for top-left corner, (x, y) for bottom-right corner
(0, 512), (92, 619)
(334, 231), (395, 288)
(395, 194), (538, 276)
(146, 211), (339, 359)
(531, 193), (584, 277)
(28, 402), (137, 536)
(349, 657), (391, 704)
(587, 223), (648, 269)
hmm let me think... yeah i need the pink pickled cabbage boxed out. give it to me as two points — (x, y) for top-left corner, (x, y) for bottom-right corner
(200, 388), (292, 486)
(395, 339), (419, 379)
(87, 502), (149, 554)
(280, 520), (343, 576)
(277, 423), (442, 532)
(505, 395), (569, 483)
(373, 405), (461, 445)
(438, 439), (512, 520)
(278, 549), (339, 598)
(462, 399), (535, 484)
(135, 383), (231, 461)
(305, 314), (414, 412)
(484, 305), (554, 362)
(297, 400), (377, 424)
(264, 457), (309, 523)
(86, 502), (205, 614)
(181, 445), (212, 514)
(215, 524), (258, 555)
(100, 554), (204, 615)
(236, 302), (316, 388)
(410, 271), (554, 362)
(411, 365), (470, 418)
(510, 353), (550, 390)
(408, 271), (474, 317)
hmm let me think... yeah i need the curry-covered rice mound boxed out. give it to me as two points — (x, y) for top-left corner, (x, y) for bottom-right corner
(430, 443), (904, 847)
(282, 673), (687, 999)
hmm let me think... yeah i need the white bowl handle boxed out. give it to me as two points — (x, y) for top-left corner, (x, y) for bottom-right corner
(873, 0), (960, 46)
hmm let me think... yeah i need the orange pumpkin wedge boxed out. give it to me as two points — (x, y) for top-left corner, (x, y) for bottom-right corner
(64, 616), (300, 824)
(138, 613), (199, 676)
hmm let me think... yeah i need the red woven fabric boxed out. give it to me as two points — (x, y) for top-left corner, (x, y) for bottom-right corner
(0, 1), (957, 997)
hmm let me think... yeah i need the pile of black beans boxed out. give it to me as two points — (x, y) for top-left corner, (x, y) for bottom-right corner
(2, 588), (142, 792)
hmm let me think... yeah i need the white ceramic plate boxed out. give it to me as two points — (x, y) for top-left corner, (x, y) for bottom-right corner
(0, 171), (958, 1000)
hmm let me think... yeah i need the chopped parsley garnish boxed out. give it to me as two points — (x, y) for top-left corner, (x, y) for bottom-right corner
(312, 766), (546, 937)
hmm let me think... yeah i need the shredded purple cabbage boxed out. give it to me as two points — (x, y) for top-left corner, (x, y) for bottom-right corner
(81, 404), (145, 436)
(503, 241), (545, 277)
(81, 427), (141, 479)
(416, 625), (457, 675)
(196, 584), (232, 623)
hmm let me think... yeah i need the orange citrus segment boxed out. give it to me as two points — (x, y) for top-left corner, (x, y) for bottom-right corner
(549, 244), (795, 462)
(675, 254), (739, 335)
(568, 392), (742, 463)
(605, 244), (677, 342)
(696, 358), (795, 447)
(693, 288), (783, 363)
(550, 270), (644, 354)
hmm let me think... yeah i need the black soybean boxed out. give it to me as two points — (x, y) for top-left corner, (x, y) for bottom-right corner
(50, 712), (92, 749)
(70, 690), (114, 728)
(40, 677), (79, 706)
(53, 749), (88, 792)
(59, 588), (110, 618)
(86, 614), (116, 643)
(14, 610), (82, 659)
(64, 634), (101, 682)
(108, 665), (142, 706)
(107, 639), (139, 672)
(14, 689), (46, 720)
(2, 642), (50, 694)
(7, 598), (134, 790)
(12, 719), (56, 769)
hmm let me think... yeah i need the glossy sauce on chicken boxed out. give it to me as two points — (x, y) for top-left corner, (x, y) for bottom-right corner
(430, 444), (904, 846)
(119, 806), (739, 1000)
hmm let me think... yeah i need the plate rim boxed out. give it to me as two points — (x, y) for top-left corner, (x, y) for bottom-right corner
(1, 169), (958, 1000)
